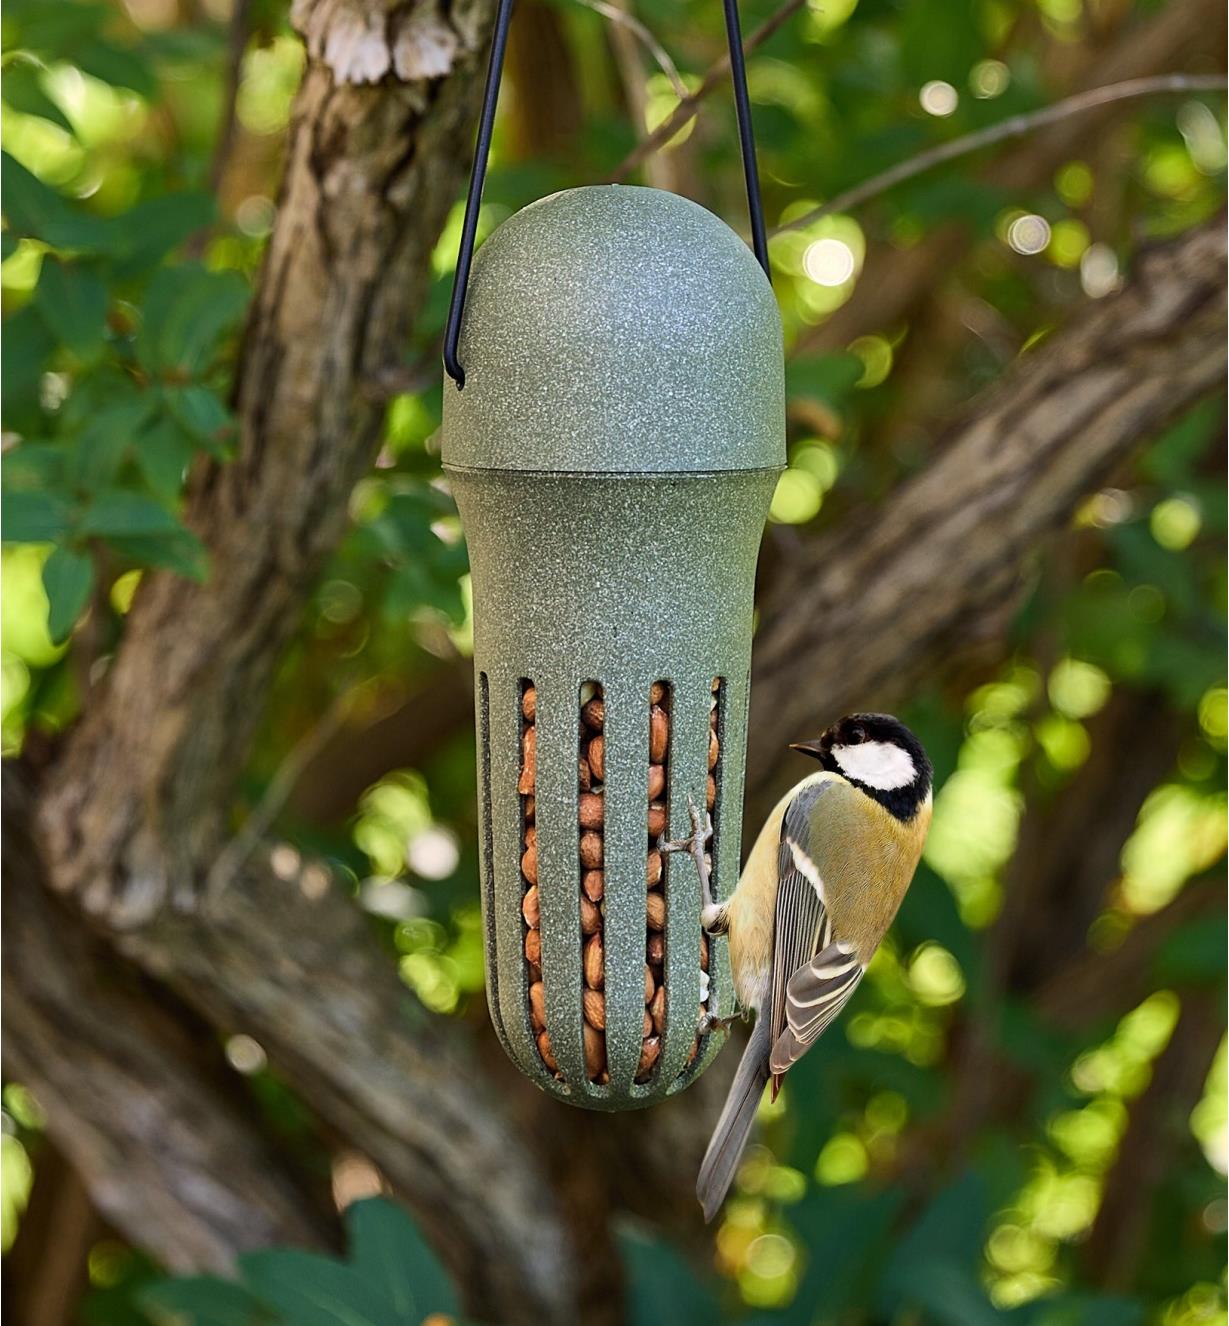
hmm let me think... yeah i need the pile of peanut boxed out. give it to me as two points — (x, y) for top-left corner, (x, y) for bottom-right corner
(519, 680), (720, 1088)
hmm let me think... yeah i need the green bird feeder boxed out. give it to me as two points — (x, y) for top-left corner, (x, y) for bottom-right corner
(441, 0), (784, 1110)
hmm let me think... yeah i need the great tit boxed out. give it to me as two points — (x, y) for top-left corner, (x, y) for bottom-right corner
(677, 712), (933, 1222)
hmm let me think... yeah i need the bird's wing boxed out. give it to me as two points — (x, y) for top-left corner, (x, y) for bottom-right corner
(767, 779), (865, 1083)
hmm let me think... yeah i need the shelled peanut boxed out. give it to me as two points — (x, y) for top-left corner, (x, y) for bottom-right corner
(520, 677), (723, 1088)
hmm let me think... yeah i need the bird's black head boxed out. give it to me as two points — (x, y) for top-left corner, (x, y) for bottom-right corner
(791, 713), (933, 821)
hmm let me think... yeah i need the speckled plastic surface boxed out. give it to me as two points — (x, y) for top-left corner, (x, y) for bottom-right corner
(442, 186), (784, 1109)
(443, 186), (783, 474)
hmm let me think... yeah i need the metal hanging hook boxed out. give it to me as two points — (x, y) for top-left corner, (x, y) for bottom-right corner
(443, 0), (771, 389)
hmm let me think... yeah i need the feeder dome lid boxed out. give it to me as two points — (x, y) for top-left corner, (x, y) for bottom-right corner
(442, 185), (785, 475)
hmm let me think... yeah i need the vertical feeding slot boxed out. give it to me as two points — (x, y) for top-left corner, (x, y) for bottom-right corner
(699, 677), (724, 1042)
(639, 681), (670, 1083)
(579, 683), (607, 1083)
(519, 682), (556, 1074)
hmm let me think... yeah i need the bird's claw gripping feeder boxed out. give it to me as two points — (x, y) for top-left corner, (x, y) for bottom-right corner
(442, 0), (784, 1109)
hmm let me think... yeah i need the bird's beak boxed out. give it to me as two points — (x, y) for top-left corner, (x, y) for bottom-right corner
(789, 739), (828, 762)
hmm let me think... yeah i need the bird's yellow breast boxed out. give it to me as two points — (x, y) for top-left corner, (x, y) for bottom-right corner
(725, 771), (930, 1010)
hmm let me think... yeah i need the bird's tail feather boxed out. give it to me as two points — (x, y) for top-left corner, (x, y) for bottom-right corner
(696, 1016), (771, 1223)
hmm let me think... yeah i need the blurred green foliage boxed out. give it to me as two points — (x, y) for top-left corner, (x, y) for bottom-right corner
(1, 0), (1225, 1322)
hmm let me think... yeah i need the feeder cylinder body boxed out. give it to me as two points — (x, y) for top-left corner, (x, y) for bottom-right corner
(443, 185), (785, 1109)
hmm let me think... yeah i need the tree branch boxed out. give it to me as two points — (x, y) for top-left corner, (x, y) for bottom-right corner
(607, 0), (806, 181)
(775, 74), (1227, 235)
(1, 767), (335, 1272)
(747, 217), (1226, 811)
(794, 0), (1222, 356)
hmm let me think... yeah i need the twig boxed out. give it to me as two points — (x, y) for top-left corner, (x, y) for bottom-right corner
(577, 0), (688, 101)
(774, 73), (1229, 234)
(184, 0), (253, 258)
(608, 0), (807, 181)
(210, 0), (254, 194)
(205, 684), (357, 903)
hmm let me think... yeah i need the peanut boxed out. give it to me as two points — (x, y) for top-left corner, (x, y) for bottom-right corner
(645, 850), (662, 888)
(649, 705), (669, 762)
(529, 980), (546, 1030)
(524, 794), (535, 822)
(647, 764), (666, 800)
(650, 681), (667, 705)
(636, 1036), (661, 1078)
(582, 698), (605, 731)
(580, 895), (601, 935)
(646, 891), (666, 931)
(579, 756), (591, 791)
(525, 929), (541, 964)
(518, 725), (536, 795)
(706, 774), (716, 811)
(521, 885), (540, 928)
(583, 989), (606, 1030)
(579, 792), (604, 829)
(647, 801), (667, 838)
(582, 869), (604, 903)
(587, 733), (604, 781)
(522, 686), (537, 721)
(650, 985), (666, 1035)
(644, 964), (655, 1004)
(521, 843), (538, 885)
(537, 1030), (557, 1072)
(709, 728), (719, 771)
(579, 831), (603, 869)
(647, 932), (664, 966)
(583, 1022), (605, 1078)
(584, 933), (604, 989)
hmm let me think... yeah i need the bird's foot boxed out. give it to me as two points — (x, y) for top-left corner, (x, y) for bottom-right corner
(657, 795), (715, 908)
(697, 1010), (736, 1038)
(657, 800), (711, 858)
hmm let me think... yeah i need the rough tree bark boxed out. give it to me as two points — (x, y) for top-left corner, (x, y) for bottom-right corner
(2, 0), (1225, 1318)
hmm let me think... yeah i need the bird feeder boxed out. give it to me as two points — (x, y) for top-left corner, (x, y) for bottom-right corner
(441, 0), (784, 1109)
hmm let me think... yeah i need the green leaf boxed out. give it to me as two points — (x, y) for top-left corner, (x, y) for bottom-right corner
(783, 1188), (906, 1325)
(140, 1275), (270, 1326)
(2, 441), (69, 491)
(41, 546), (94, 644)
(1, 151), (113, 251)
(2, 490), (71, 542)
(5, 1), (109, 59)
(107, 192), (215, 279)
(1, 304), (56, 425)
(1153, 916), (1228, 986)
(79, 490), (183, 538)
(73, 37), (159, 98)
(106, 528), (209, 581)
(618, 1225), (719, 1326)
(73, 397), (157, 487)
(0, 59), (76, 133)
(35, 258), (109, 361)
(164, 385), (234, 453)
(239, 1250), (399, 1326)
(346, 1198), (458, 1322)
(134, 414), (196, 501)
(137, 265), (249, 375)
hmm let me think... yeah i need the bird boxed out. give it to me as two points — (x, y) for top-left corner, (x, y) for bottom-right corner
(664, 712), (933, 1223)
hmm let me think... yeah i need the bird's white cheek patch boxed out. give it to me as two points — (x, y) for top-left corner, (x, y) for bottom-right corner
(833, 740), (916, 790)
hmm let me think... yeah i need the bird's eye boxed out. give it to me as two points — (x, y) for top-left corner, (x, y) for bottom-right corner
(849, 725), (866, 744)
